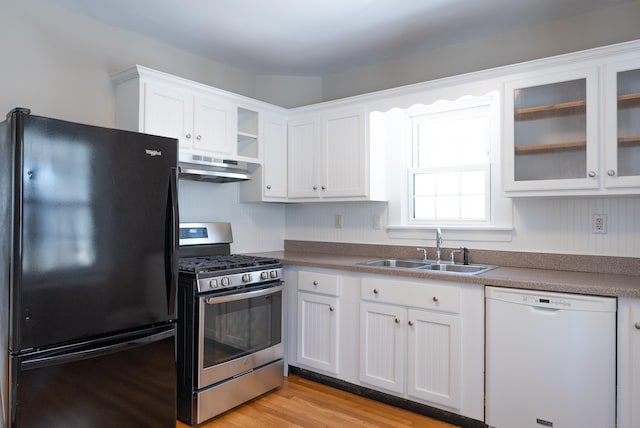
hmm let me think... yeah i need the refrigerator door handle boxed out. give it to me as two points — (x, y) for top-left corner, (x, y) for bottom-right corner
(21, 328), (175, 370)
(166, 166), (179, 317)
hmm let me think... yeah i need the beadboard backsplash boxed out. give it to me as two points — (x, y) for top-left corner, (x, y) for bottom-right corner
(284, 197), (640, 257)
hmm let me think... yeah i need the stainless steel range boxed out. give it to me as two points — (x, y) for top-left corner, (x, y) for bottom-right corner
(176, 222), (284, 425)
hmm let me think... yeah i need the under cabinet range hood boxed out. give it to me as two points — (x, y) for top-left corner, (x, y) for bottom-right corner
(178, 153), (252, 183)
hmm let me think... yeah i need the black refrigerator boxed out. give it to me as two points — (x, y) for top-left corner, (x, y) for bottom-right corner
(0, 108), (179, 428)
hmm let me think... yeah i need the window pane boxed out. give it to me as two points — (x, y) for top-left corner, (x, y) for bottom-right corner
(460, 195), (485, 219)
(460, 170), (485, 195)
(414, 196), (436, 219)
(435, 195), (460, 219)
(435, 172), (460, 196)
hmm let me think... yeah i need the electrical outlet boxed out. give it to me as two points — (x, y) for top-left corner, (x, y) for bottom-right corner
(372, 214), (382, 230)
(592, 214), (607, 234)
(335, 214), (343, 229)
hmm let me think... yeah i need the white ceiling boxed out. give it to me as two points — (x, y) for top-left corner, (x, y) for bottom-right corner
(49, 0), (631, 76)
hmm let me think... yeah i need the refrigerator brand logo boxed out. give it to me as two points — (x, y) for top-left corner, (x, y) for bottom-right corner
(145, 149), (162, 157)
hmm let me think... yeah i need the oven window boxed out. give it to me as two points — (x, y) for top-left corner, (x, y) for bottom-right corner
(202, 289), (282, 367)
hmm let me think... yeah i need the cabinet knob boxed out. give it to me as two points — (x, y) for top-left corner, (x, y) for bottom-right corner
(266, 185), (272, 190)
(635, 322), (640, 330)
(329, 306), (335, 312)
(408, 320), (414, 326)
(432, 296), (439, 302)
(588, 171), (596, 178)
(373, 289), (379, 295)
(321, 186), (326, 190)
(312, 185), (318, 190)
(196, 134), (202, 141)
(394, 317), (400, 324)
(313, 281), (318, 286)
(185, 133), (192, 139)
(607, 170), (616, 177)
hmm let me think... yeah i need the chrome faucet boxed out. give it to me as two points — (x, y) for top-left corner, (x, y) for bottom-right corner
(435, 228), (442, 263)
(416, 247), (428, 261)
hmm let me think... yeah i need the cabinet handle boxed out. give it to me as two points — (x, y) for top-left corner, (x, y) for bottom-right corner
(394, 317), (400, 324)
(607, 170), (616, 177)
(313, 281), (318, 286)
(432, 296), (439, 302)
(635, 322), (640, 330)
(329, 306), (334, 312)
(408, 320), (414, 326)
(266, 185), (272, 190)
(196, 135), (202, 141)
(588, 171), (596, 178)
(185, 133), (192, 139)
(373, 289), (379, 295)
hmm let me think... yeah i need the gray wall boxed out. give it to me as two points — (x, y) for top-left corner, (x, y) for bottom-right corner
(0, 0), (257, 127)
(321, 0), (640, 101)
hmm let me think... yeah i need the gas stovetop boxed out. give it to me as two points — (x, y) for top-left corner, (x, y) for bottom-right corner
(178, 254), (283, 294)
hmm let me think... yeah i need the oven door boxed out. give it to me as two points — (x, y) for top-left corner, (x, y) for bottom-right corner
(197, 283), (283, 389)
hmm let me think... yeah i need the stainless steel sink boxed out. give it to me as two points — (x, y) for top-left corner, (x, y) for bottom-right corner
(363, 259), (430, 269)
(417, 263), (496, 274)
(359, 258), (496, 275)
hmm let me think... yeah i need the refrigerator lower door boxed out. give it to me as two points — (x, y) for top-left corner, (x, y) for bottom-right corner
(10, 324), (176, 428)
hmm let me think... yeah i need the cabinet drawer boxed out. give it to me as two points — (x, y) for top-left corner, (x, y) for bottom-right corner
(361, 277), (460, 313)
(298, 271), (340, 296)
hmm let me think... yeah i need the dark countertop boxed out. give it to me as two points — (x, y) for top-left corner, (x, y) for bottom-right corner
(253, 250), (640, 298)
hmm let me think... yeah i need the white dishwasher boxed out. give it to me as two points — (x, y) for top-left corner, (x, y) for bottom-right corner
(485, 286), (616, 428)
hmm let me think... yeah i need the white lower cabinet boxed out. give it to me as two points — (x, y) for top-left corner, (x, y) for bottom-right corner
(360, 277), (463, 411)
(287, 268), (360, 383)
(297, 271), (340, 374)
(286, 268), (483, 421)
(618, 298), (640, 427)
(360, 301), (460, 410)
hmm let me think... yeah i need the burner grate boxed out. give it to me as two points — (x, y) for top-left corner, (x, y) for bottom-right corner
(178, 255), (280, 274)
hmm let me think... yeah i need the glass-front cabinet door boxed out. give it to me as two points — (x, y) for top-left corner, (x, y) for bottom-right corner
(503, 67), (599, 193)
(603, 58), (640, 189)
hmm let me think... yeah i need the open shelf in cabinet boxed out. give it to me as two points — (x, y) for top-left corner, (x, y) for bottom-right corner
(237, 108), (259, 159)
(515, 100), (586, 121)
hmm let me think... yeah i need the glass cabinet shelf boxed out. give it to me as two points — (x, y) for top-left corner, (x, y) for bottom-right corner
(514, 100), (586, 121)
(618, 92), (640, 109)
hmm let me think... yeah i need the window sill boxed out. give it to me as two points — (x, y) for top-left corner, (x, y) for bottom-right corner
(386, 224), (513, 242)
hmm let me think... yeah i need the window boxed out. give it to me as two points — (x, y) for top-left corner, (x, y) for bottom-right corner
(410, 103), (491, 224)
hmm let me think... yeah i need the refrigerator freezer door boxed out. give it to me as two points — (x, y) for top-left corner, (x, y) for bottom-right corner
(11, 324), (176, 428)
(13, 113), (178, 351)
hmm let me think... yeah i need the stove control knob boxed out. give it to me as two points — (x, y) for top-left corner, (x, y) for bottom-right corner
(260, 271), (269, 280)
(269, 270), (278, 279)
(209, 279), (219, 289)
(242, 273), (252, 283)
(221, 277), (230, 287)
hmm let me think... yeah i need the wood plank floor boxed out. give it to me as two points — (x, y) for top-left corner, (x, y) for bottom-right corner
(177, 374), (459, 427)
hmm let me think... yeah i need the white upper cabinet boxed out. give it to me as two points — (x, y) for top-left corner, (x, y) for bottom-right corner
(111, 65), (264, 164)
(503, 48), (640, 197)
(287, 115), (320, 198)
(603, 57), (640, 189)
(287, 106), (386, 201)
(503, 67), (600, 194)
(239, 111), (289, 202)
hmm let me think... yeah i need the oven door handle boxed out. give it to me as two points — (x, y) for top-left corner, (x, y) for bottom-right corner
(204, 284), (284, 304)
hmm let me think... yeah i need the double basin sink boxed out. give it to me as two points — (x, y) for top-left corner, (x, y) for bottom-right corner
(359, 258), (496, 275)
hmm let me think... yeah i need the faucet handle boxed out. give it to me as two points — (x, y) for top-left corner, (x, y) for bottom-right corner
(450, 247), (463, 263)
(416, 247), (428, 261)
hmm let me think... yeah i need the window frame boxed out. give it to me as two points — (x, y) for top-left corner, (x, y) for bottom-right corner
(408, 101), (493, 226)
